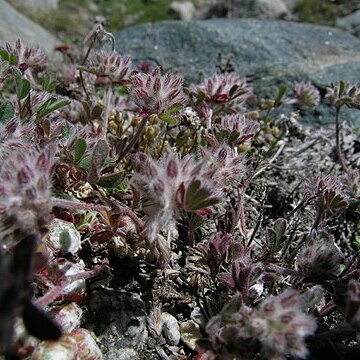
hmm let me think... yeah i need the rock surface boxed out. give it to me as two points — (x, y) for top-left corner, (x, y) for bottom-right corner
(116, 19), (360, 125)
(230, 0), (290, 20)
(337, 10), (360, 38)
(0, 0), (59, 57)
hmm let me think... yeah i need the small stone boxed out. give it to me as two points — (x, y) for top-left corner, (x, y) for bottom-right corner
(70, 328), (103, 360)
(170, 1), (197, 21)
(190, 307), (207, 329)
(50, 303), (83, 333)
(161, 312), (180, 346)
(47, 219), (81, 256)
(105, 348), (138, 360)
(31, 334), (78, 360)
(179, 320), (202, 351)
(252, 0), (289, 19)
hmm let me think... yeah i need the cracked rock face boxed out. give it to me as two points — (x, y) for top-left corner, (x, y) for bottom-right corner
(115, 19), (360, 126)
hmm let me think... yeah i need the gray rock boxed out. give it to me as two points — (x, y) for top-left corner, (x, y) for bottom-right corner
(198, 0), (290, 20)
(115, 19), (360, 125)
(170, 1), (197, 21)
(161, 312), (180, 346)
(231, 0), (289, 20)
(179, 320), (202, 350)
(337, 10), (360, 38)
(0, 0), (59, 58)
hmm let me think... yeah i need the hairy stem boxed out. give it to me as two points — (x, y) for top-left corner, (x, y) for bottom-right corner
(335, 106), (349, 174)
(118, 116), (148, 162)
(53, 198), (111, 212)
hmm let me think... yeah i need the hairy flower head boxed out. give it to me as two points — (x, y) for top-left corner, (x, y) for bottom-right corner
(132, 150), (222, 243)
(130, 67), (186, 117)
(92, 50), (132, 85)
(216, 113), (260, 145)
(195, 73), (253, 112)
(206, 290), (316, 359)
(296, 231), (344, 283)
(325, 81), (360, 109)
(0, 144), (54, 249)
(2, 39), (46, 73)
(294, 81), (320, 108)
(253, 290), (317, 359)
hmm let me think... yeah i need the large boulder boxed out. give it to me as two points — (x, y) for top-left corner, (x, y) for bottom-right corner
(0, 0), (59, 58)
(115, 19), (360, 125)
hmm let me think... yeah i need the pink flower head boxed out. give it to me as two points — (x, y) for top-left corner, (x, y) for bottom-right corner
(294, 81), (320, 108)
(92, 50), (132, 85)
(132, 150), (222, 243)
(130, 67), (187, 117)
(253, 290), (317, 359)
(325, 81), (360, 109)
(2, 39), (46, 73)
(217, 113), (260, 144)
(296, 232), (344, 283)
(196, 73), (253, 111)
(200, 145), (246, 188)
(304, 174), (349, 212)
(0, 144), (54, 248)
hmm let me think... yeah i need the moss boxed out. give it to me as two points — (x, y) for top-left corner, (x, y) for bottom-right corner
(9, 0), (93, 40)
(294, 0), (338, 26)
(99, 0), (174, 31)
(295, 0), (359, 26)
(9, 0), (175, 40)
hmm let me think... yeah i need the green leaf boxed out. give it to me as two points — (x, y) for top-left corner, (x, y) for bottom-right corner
(18, 79), (31, 100)
(267, 218), (287, 251)
(190, 213), (204, 230)
(158, 112), (177, 124)
(91, 104), (103, 119)
(339, 80), (346, 98)
(11, 67), (30, 100)
(158, 103), (183, 125)
(0, 101), (14, 123)
(42, 75), (58, 92)
(77, 65), (98, 75)
(97, 172), (124, 188)
(0, 49), (17, 64)
(74, 138), (87, 164)
(196, 91), (206, 104)
(167, 103), (183, 114)
(78, 155), (91, 170)
(36, 97), (70, 119)
(185, 179), (219, 211)
(19, 95), (31, 120)
(228, 130), (240, 145)
(81, 101), (91, 121)
(274, 84), (287, 106)
(0, 60), (10, 74)
(61, 121), (72, 139)
(87, 139), (109, 184)
(353, 234), (360, 249)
